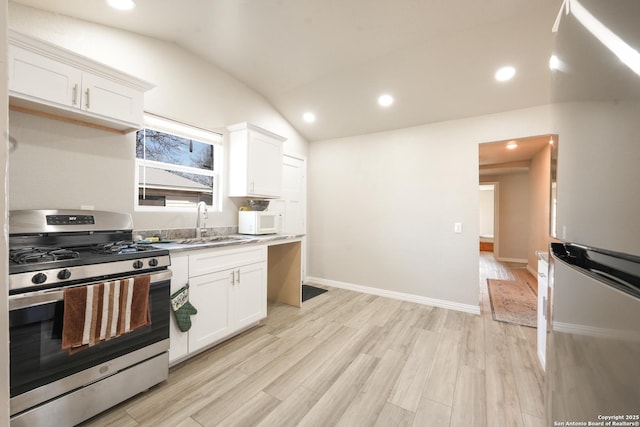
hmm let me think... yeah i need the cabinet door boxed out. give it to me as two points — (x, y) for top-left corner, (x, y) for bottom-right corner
(81, 72), (144, 126)
(168, 255), (190, 364)
(188, 269), (233, 353)
(247, 131), (283, 197)
(232, 262), (267, 330)
(9, 45), (81, 109)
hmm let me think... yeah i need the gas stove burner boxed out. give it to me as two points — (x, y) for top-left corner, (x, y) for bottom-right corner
(92, 241), (153, 254)
(10, 247), (80, 264)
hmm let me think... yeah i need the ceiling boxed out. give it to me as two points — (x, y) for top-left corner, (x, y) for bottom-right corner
(10, 0), (562, 141)
(479, 135), (555, 176)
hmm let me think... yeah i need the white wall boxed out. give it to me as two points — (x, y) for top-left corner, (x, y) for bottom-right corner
(481, 172), (530, 262)
(7, 3), (308, 231)
(308, 105), (553, 310)
(528, 143), (552, 270)
(478, 186), (494, 238)
(1, 1), (10, 425)
(554, 102), (640, 256)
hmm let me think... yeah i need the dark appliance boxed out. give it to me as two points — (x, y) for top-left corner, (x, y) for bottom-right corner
(8, 210), (171, 427)
(548, 244), (640, 423)
(548, 0), (640, 425)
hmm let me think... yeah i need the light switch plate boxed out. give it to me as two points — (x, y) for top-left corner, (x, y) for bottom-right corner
(454, 222), (463, 233)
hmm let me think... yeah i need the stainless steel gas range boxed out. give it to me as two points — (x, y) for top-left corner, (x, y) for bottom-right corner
(8, 210), (172, 427)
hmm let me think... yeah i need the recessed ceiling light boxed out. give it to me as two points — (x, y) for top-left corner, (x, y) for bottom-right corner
(506, 141), (518, 150)
(303, 112), (316, 123)
(549, 137), (554, 145)
(378, 94), (394, 107)
(106, 0), (136, 11)
(549, 55), (560, 70)
(495, 66), (516, 82)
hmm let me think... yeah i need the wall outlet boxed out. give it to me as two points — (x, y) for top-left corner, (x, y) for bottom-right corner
(454, 222), (463, 233)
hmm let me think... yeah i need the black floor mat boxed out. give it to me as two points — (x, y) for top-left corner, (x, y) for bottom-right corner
(302, 284), (328, 302)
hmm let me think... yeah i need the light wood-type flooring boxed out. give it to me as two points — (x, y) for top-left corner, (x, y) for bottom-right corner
(83, 253), (544, 427)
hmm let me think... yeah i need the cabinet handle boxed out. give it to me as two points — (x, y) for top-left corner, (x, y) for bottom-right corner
(538, 273), (546, 278)
(236, 269), (241, 284)
(72, 84), (78, 105)
(542, 295), (547, 320)
(85, 88), (90, 109)
(231, 270), (235, 285)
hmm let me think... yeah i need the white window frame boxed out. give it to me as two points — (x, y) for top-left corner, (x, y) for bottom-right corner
(135, 113), (223, 212)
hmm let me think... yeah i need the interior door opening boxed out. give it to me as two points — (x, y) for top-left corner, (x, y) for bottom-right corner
(479, 183), (496, 253)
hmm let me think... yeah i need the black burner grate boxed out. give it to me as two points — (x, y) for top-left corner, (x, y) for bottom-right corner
(92, 241), (152, 254)
(10, 247), (80, 264)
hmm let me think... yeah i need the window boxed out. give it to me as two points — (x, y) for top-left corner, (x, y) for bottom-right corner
(136, 114), (222, 209)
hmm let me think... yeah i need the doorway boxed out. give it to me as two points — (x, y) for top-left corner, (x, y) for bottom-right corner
(479, 183), (496, 253)
(478, 135), (554, 265)
(477, 135), (556, 330)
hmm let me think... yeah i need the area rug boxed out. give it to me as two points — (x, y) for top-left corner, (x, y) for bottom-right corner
(302, 284), (328, 302)
(487, 279), (537, 328)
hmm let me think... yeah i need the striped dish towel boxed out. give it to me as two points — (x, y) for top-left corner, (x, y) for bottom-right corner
(62, 275), (151, 352)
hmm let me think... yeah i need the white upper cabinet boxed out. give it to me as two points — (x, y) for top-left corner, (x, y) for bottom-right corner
(79, 72), (144, 126)
(227, 122), (286, 198)
(8, 30), (153, 132)
(9, 45), (82, 109)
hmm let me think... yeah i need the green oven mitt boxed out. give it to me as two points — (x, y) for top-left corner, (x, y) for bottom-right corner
(170, 283), (198, 332)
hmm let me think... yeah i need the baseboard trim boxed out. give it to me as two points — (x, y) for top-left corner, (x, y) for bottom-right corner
(526, 265), (538, 279)
(495, 256), (528, 264)
(305, 276), (480, 315)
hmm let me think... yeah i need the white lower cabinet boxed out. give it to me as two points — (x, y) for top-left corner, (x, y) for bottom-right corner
(537, 258), (549, 370)
(188, 269), (233, 353)
(232, 262), (268, 330)
(169, 246), (267, 364)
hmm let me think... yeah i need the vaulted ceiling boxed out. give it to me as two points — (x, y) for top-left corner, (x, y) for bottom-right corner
(10, 0), (562, 141)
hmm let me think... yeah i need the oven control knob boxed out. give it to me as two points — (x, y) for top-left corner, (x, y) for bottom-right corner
(57, 269), (72, 280)
(133, 260), (144, 269)
(32, 273), (47, 284)
(149, 258), (159, 267)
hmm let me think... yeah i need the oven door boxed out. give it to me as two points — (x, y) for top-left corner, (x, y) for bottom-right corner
(9, 270), (171, 417)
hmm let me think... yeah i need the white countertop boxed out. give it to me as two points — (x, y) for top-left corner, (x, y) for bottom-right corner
(151, 233), (304, 253)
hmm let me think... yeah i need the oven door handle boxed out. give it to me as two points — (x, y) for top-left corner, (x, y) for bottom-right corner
(9, 290), (65, 311)
(9, 270), (171, 311)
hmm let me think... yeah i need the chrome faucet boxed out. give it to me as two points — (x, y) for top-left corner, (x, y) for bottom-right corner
(196, 201), (208, 239)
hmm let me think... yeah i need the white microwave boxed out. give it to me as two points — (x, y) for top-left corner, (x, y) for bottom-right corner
(238, 211), (278, 235)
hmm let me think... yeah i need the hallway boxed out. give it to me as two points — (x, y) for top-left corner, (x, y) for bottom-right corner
(479, 251), (538, 318)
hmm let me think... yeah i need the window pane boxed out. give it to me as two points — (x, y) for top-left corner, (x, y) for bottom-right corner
(138, 165), (213, 192)
(136, 118), (219, 211)
(138, 164), (213, 207)
(139, 190), (213, 207)
(136, 129), (214, 171)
